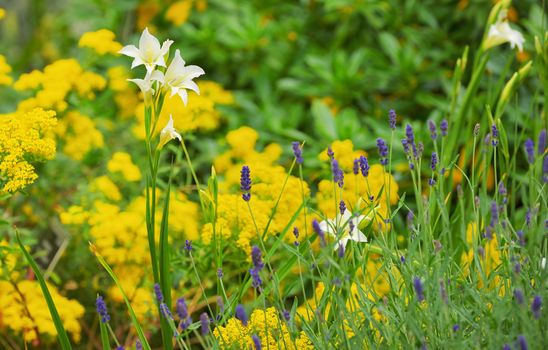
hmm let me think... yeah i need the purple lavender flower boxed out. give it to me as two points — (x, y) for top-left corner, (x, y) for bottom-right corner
(406, 124), (415, 144)
(538, 129), (546, 155)
(331, 159), (344, 188)
(235, 304), (248, 326)
(352, 158), (359, 175)
(428, 120), (437, 140)
(96, 295), (110, 323)
(478, 246), (485, 258)
(514, 289), (524, 305)
(413, 277), (425, 302)
(327, 147), (334, 160)
(252, 334), (262, 350)
(240, 165), (252, 201)
(490, 201), (499, 227)
(250, 245), (264, 288)
(282, 309), (291, 322)
(337, 244), (345, 258)
(531, 295), (542, 319)
(400, 256), (405, 264)
(376, 138), (388, 165)
(498, 181), (507, 197)
(160, 303), (173, 320)
(428, 178), (436, 186)
(136, 340), (143, 350)
(339, 200), (346, 215)
(389, 109), (397, 130)
(430, 152), (437, 171)
(543, 157), (548, 183)
(406, 210), (414, 230)
(517, 335), (528, 350)
(516, 230), (525, 246)
(440, 119), (448, 137)
(292, 142), (303, 164)
(502, 344), (511, 350)
(154, 283), (164, 304)
(200, 313), (210, 335)
(217, 296), (224, 314)
(117, 346), (125, 350)
(359, 155), (369, 177)
(217, 268), (223, 279)
(293, 227), (300, 246)
(491, 124), (499, 146)
(526, 208), (532, 227)
(184, 239), (192, 251)
(313, 219), (326, 246)
(452, 324), (459, 332)
(176, 298), (189, 320)
(524, 138), (535, 164)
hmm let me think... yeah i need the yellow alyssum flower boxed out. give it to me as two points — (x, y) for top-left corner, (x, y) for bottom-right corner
(0, 108), (57, 193)
(59, 205), (89, 225)
(78, 29), (123, 55)
(165, 0), (193, 26)
(13, 59), (106, 112)
(319, 139), (366, 170)
(108, 152), (142, 182)
(107, 66), (130, 91)
(0, 8), (5, 20)
(56, 111), (104, 160)
(213, 307), (313, 349)
(0, 54), (13, 85)
(91, 175), (122, 201)
(0, 280), (85, 343)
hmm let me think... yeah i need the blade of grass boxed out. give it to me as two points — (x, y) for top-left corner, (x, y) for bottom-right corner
(99, 321), (110, 350)
(91, 244), (152, 350)
(159, 174), (174, 350)
(15, 229), (72, 350)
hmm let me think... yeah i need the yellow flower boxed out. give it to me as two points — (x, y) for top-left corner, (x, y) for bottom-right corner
(0, 8), (5, 20)
(91, 176), (122, 201)
(0, 108), (57, 193)
(0, 54), (12, 85)
(56, 111), (104, 160)
(165, 0), (193, 26)
(213, 307), (313, 349)
(108, 152), (142, 182)
(78, 29), (123, 55)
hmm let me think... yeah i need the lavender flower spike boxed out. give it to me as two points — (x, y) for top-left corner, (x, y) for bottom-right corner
(538, 129), (546, 155)
(531, 295), (542, 319)
(96, 295), (110, 323)
(235, 304), (248, 326)
(240, 165), (252, 201)
(376, 138), (388, 165)
(440, 119), (448, 137)
(413, 277), (425, 302)
(359, 155), (370, 177)
(428, 120), (437, 140)
(292, 141), (303, 164)
(524, 138), (535, 164)
(388, 109), (397, 130)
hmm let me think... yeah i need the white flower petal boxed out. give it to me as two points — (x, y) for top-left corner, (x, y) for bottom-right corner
(139, 27), (161, 56)
(119, 45), (140, 58)
(177, 89), (189, 106)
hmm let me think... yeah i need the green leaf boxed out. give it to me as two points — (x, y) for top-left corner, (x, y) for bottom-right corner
(16, 231), (73, 350)
(312, 100), (337, 141)
(99, 321), (110, 350)
(92, 246), (152, 350)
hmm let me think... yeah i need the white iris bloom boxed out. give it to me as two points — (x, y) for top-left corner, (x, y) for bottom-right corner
(119, 28), (174, 73)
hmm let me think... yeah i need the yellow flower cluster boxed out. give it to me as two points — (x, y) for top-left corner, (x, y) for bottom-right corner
(0, 54), (12, 85)
(165, 0), (192, 25)
(316, 140), (399, 231)
(0, 241), (84, 343)
(78, 29), (122, 55)
(56, 111), (104, 160)
(91, 176), (122, 201)
(108, 152), (142, 182)
(60, 191), (199, 320)
(213, 307), (313, 349)
(203, 126), (311, 253)
(107, 66), (140, 118)
(0, 108), (57, 193)
(461, 222), (506, 292)
(14, 59), (106, 112)
(133, 81), (234, 138)
(0, 7), (5, 20)
(0, 280), (85, 343)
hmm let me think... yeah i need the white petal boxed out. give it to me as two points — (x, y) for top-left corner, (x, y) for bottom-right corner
(350, 230), (368, 243)
(177, 89), (188, 105)
(131, 56), (145, 69)
(150, 70), (165, 83)
(334, 237), (350, 251)
(180, 80), (200, 94)
(160, 39), (174, 56)
(183, 65), (206, 79)
(139, 27), (161, 55)
(165, 49), (186, 81)
(170, 86), (179, 97)
(119, 45), (140, 58)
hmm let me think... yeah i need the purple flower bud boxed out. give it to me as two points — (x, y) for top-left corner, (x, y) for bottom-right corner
(235, 304), (248, 326)
(217, 268), (223, 279)
(491, 124), (499, 146)
(538, 129), (546, 155)
(440, 119), (448, 137)
(517, 335), (528, 350)
(490, 201), (499, 227)
(282, 309), (291, 322)
(516, 230), (525, 246)
(160, 303), (173, 320)
(406, 210), (414, 230)
(240, 165), (252, 201)
(339, 200), (346, 215)
(439, 280), (448, 304)
(337, 243), (345, 258)
(428, 120), (437, 140)
(136, 340), (143, 350)
(514, 288), (524, 305)
(406, 124), (415, 144)
(184, 239), (192, 251)
(292, 141), (303, 164)
(514, 261), (521, 274)
(331, 159), (344, 188)
(376, 138), (388, 165)
(428, 178), (436, 186)
(543, 157), (548, 183)
(524, 138), (535, 164)
(96, 295), (110, 323)
(400, 256), (405, 264)
(327, 147), (334, 160)
(531, 295), (542, 319)
(389, 109), (397, 130)
(313, 219), (326, 246)
(176, 298), (189, 320)
(413, 277), (425, 302)
(154, 283), (164, 304)
(250, 245), (264, 288)
(430, 152), (437, 171)
(252, 334), (262, 350)
(359, 155), (369, 177)
(502, 344), (511, 350)
(498, 181), (507, 197)
(200, 313), (210, 335)
(353, 158), (359, 175)
(452, 324), (459, 332)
